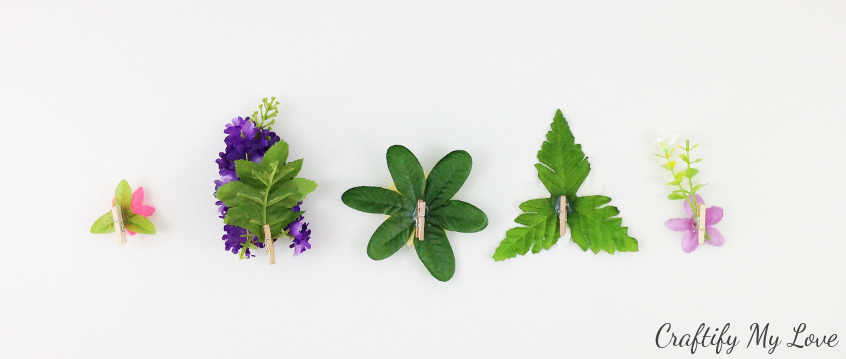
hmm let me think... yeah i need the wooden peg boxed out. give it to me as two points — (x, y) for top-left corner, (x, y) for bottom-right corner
(263, 224), (276, 265)
(111, 205), (126, 245)
(696, 204), (707, 245)
(415, 200), (426, 241)
(559, 196), (567, 237)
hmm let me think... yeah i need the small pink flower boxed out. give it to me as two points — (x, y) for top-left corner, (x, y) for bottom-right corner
(667, 194), (724, 253)
(113, 187), (155, 236)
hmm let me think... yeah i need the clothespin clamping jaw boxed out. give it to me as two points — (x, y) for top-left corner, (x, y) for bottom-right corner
(696, 204), (707, 245)
(557, 196), (567, 236)
(415, 200), (426, 241)
(263, 224), (276, 265)
(111, 205), (127, 245)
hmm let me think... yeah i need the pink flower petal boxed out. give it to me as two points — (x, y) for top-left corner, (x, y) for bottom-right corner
(126, 230), (136, 236)
(667, 218), (694, 232)
(706, 226), (724, 246)
(131, 187), (155, 216)
(681, 231), (698, 253)
(706, 206), (723, 226)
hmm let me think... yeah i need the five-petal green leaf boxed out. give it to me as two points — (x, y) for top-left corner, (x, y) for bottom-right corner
(342, 145), (487, 282)
(493, 110), (638, 261)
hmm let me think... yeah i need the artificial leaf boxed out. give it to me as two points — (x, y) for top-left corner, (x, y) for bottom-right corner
(685, 168), (699, 179)
(493, 110), (638, 261)
(114, 180), (132, 208)
(386, 145), (425, 201)
(343, 145), (486, 281)
(428, 200), (488, 233)
(425, 150), (472, 209)
(569, 196), (637, 254)
(492, 198), (558, 261)
(217, 141), (317, 249)
(342, 186), (412, 217)
(535, 110), (590, 196)
(414, 223), (455, 282)
(367, 215), (415, 260)
(90, 211), (115, 234)
(126, 214), (156, 235)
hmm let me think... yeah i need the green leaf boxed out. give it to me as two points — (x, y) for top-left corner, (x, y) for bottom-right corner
(234, 160), (265, 188)
(346, 146), (487, 281)
(367, 215), (414, 260)
(569, 196), (638, 254)
(386, 145), (425, 200)
(90, 211), (115, 234)
(668, 193), (687, 200)
(114, 180), (131, 208)
(692, 158), (702, 163)
(428, 200), (487, 233)
(126, 215), (156, 234)
(414, 223), (455, 282)
(342, 186), (412, 217)
(424, 150), (472, 209)
(685, 168), (699, 179)
(493, 197), (558, 261)
(218, 141), (317, 244)
(691, 184), (704, 192)
(261, 139), (289, 166)
(679, 154), (690, 163)
(661, 161), (676, 171)
(534, 110), (590, 196)
(673, 171), (685, 183)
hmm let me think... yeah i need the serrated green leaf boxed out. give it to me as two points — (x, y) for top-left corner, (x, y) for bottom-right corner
(126, 214), (156, 234)
(90, 211), (115, 234)
(425, 150), (472, 209)
(342, 186), (412, 217)
(492, 197), (558, 261)
(216, 181), (264, 208)
(234, 160), (265, 188)
(367, 215), (414, 260)
(569, 195), (638, 254)
(428, 200), (487, 233)
(414, 223), (455, 282)
(261, 139), (289, 166)
(114, 180), (131, 208)
(273, 159), (302, 184)
(220, 141), (316, 244)
(535, 110), (591, 196)
(386, 145), (425, 200)
(685, 168), (699, 179)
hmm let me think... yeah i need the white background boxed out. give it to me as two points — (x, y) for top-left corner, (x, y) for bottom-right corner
(1, 1), (845, 358)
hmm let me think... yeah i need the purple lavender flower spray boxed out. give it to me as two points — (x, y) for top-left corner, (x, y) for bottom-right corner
(214, 98), (313, 259)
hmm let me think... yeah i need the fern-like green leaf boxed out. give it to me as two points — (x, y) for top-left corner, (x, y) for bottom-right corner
(493, 110), (638, 261)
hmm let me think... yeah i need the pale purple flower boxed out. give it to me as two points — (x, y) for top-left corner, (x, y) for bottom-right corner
(667, 194), (724, 253)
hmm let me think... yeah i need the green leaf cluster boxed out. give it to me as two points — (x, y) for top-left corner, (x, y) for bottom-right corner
(90, 180), (156, 235)
(493, 110), (638, 261)
(342, 145), (488, 282)
(656, 139), (705, 212)
(216, 140), (317, 259)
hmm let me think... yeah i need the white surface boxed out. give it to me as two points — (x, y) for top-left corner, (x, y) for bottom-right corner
(1, 1), (845, 358)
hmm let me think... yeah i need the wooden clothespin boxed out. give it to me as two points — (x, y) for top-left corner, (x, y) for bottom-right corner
(263, 224), (276, 265)
(558, 196), (567, 236)
(111, 205), (126, 245)
(696, 204), (707, 245)
(415, 200), (426, 241)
